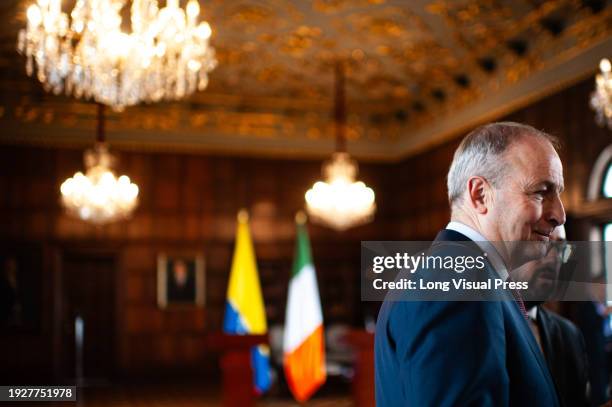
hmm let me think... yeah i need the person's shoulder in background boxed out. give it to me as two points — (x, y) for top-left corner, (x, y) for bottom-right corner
(539, 306), (589, 407)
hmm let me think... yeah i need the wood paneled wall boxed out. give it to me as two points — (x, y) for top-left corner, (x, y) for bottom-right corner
(1, 75), (610, 381)
(0, 146), (398, 380)
(391, 76), (612, 240)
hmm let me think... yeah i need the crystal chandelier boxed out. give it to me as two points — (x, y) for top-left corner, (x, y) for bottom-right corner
(60, 105), (139, 224)
(17, 0), (217, 111)
(305, 63), (376, 231)
(590, 58), (612, 130)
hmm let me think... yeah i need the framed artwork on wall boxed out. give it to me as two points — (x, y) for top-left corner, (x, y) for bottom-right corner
(157, 253), (205, 309)
(0, 243), (43, 332)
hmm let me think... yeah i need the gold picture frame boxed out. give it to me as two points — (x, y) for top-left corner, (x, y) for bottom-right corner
(157, 253), (205, 309)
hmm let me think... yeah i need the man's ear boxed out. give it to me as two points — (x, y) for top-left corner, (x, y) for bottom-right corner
(466, 176), (489, 214)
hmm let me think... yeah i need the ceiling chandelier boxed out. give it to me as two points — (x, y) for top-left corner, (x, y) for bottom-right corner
(590, 58), (612, 130)
(305, 62), (376, 231)
(17, 0), (217, 111)
(60, 105), (139, 224)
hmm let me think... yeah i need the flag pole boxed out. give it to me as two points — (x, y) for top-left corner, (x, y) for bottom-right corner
(238, 208), (249, 223)
(295, 210), (307, 225)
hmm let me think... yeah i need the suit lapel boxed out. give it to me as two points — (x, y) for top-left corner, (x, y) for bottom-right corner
(505, 299), (558, 399)
(436, 228), (559, 404)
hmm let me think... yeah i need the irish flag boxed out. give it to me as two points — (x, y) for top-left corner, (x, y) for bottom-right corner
(283, 213), (326, 402)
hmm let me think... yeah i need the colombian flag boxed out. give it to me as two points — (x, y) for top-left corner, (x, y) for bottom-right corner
(223, 210), (271, 394)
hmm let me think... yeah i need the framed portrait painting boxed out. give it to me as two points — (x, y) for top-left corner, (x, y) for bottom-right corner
(0, 243), (43, 332)
(157, 253), (205, 309)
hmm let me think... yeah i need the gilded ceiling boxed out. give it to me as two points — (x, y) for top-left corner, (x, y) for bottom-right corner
(0, 0), (611, 159)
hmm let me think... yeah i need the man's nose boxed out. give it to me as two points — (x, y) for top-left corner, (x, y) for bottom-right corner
(547, 194), (566, 227)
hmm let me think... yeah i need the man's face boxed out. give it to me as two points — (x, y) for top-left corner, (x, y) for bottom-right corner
(484, 135), (565, 263)
(173, 260), (188, 287)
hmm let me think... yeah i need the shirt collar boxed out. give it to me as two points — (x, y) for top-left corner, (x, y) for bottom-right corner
(446, 221), (509, 280)
(528, 306), (538, 321)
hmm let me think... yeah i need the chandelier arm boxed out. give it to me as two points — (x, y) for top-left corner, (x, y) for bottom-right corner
(334, 61), (347, 154)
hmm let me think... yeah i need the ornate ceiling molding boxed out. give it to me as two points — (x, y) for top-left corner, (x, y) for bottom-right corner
(0, 0), (610, 160)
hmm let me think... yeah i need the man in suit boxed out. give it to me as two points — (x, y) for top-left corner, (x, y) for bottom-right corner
(375, 122), (565, 406)
(529, 305), (589, 406)
(515, 225), (590, 407)
(574, 277), (611, 406)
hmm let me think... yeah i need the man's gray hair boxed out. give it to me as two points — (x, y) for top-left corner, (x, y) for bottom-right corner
(447, 122), (559, 206)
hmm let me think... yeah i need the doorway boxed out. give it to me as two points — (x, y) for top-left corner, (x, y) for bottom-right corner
(60, 251), (117, 382)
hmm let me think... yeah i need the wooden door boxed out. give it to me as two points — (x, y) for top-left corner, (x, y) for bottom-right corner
(61, 251), (116, 381)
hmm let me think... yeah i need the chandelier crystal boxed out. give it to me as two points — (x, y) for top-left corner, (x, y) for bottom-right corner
(590, 58), (612, 129)
(305, 152), (376, 231)
(17, 0), (217, 111)
(304, 62), (376, 231)
(60, 142), (139, 224)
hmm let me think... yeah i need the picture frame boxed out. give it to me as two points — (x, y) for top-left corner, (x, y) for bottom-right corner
(157, 253), (205, 309)
(0, 242), (43, 333)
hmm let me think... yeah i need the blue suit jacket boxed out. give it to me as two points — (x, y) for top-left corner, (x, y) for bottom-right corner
(375, 229), (560, 406)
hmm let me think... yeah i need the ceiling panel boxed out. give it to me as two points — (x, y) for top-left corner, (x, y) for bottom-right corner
(0, 0), (610, 160)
